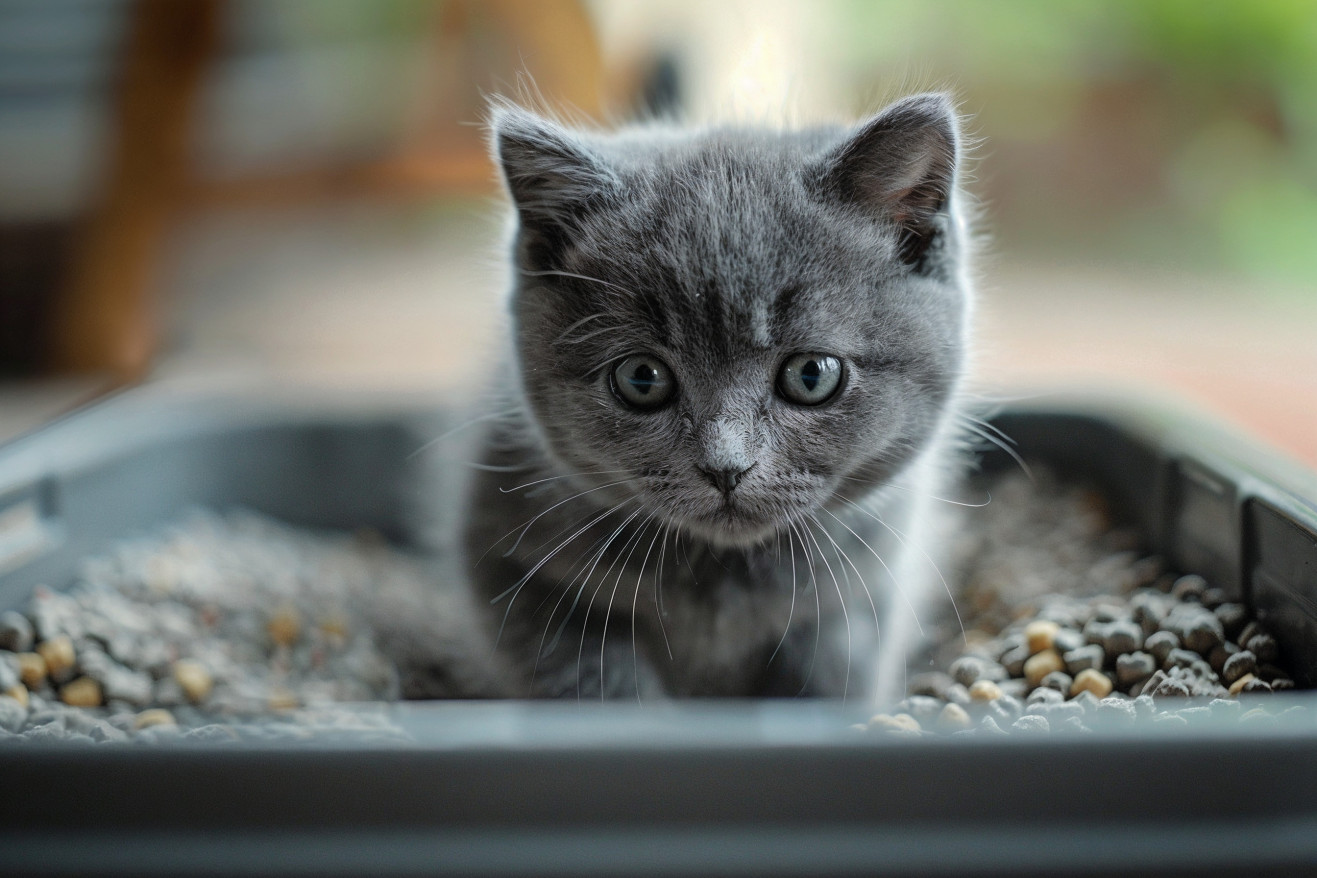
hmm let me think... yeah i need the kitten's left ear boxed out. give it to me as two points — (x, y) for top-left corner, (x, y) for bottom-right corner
(812, 93), (960, 264)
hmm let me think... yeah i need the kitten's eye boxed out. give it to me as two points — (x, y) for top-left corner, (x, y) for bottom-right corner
(778, 353), (843, 405)
(611, 355), (676, 410)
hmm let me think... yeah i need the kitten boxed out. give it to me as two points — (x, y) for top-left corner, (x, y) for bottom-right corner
(463, 94), (972, 703)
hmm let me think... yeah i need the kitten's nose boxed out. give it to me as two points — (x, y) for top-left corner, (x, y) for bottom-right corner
(699, 463), (753, 495)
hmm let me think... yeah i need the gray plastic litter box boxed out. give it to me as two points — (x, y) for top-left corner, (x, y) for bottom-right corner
(1, 385), (1316, 878)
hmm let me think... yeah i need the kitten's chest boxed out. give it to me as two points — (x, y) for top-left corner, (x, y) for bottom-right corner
(649, 522), (894, 695)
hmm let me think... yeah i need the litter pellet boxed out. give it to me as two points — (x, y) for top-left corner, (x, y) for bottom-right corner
(267, 606), (302, 648)
(1239, 708), (1278, 726)
(1024, 620), (1060, 654)
(172, 660), (214, 704)
(1222, 651), (1257, 686)
(0, 695), (25, 732)
(1039, 671), (1072, 694)
(868, 713), (921, 733)
(1115, 652), (1155, 689)
(0, 611), (34, 652)
(16, 652), (46, 689)
(1023, 649), (1064, 687)
(936, 703), (972, 732)
(949, 656), (988, 687)
(1101, 622), (1142, 660)
(1171, 575), (1207, 602)
(1246, 634), (1280, 664)
(1011, 715), (1050, 734)
(134, 708), (177, 730)
(1027, 686), (1063, 707)
(889, 466), (1303, 738)
(4, 685), (27, 708)
(60, 677), (103, 708)
(35, 635), (75, 680)
(1070, 668), (1114, 699)
(1143, 630), (1179, 666)
(1063, 644), (1104, 675)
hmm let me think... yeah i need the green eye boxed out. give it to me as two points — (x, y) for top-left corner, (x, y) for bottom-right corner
(612, 355), (675, 409)
(778, 353), (842, 405)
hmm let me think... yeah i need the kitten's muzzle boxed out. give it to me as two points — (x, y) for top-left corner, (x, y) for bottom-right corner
(698, 461), (756, 496)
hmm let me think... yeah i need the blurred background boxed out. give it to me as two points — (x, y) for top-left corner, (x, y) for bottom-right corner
(1, 0), (1314, 463)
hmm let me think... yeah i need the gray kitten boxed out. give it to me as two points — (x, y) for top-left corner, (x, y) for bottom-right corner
(463, 94), (972, 703)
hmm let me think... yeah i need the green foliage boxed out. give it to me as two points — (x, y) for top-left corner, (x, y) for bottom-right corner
(839, 0), (1317, 287)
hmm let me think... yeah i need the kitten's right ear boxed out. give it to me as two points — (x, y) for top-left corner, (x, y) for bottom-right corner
(490, 103), (616, 240)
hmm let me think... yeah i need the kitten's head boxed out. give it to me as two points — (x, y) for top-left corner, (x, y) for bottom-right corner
(492, 95), (970, 547)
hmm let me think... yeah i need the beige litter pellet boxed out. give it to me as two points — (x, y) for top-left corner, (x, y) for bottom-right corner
(968, 679), (1003, 701)
(936, 702), (972, 731)
(1024, 648), (1064, 687)
(60, 676), (103, 708)
(867, 712), (921, 733)
(267, 689), (300, 711)
(1024, 620), (1060, 654)
(36, 636), (75, 678)
(16, 652), (46, 689)
(5, 685), (28, 708)
(172, 659), (214, 703)
(267, 606), (302, 647)
(134, 708), (177, 730)
(1070, 668), (1114, 699)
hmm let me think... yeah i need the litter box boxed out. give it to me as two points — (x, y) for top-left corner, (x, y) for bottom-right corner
(1, 384), (1316, 878)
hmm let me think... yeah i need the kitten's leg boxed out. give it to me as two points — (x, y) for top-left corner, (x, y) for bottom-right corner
(868, 465), (959, 709)
(529, 623), (667, 700)
(755, 620), (853, 698)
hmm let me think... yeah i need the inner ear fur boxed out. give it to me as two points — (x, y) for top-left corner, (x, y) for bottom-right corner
(490, 103), (617, 261)
(814, 93), (960, 265)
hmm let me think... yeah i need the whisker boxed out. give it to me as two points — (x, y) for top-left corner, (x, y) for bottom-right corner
(599, 512), (657, 700)
(768, 523), (799, 666)
(802, 516), (851, 701)
(863, 479), (993, 509)
(490, 477), (638, 561)
(960, 413), (1018, 447)
(631, 518), (666, 703)
(408, 407), (520, 460)
(463, 460), (539, 473)
(814, 508), (881, 633)
(785, 517), (820, 695)
(962, 420), (1034, 481)
(869, 507), (968, 649)
(492, 501), (628, 649)
(828, 496), (927, 639)
(499, 470), (631, 494)
(572, 507), (647, 698)
(556, 325), (623, 347)
(543, 503), (644, 660)
(552, 312), (609, 345)
(654, 521), (675, 661)
(533, 522), (626, 674)
(518, 267), (640, 297)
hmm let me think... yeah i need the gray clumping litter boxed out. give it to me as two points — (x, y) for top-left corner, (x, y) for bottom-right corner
(0, 511), (505, 746)
(860, 467), (1304, 739)
(0, 467), (1304, 746)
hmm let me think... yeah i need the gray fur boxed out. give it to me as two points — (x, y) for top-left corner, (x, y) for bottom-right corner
(464, 95), (972, 702)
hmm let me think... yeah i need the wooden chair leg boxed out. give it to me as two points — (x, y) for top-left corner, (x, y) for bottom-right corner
(51, 0), (221, 379)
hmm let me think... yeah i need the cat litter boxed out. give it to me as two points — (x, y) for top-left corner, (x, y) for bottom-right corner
(0, 469), (1301, 744)
(0, 512), (497, 745)
(859, 468), (1304, 738)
